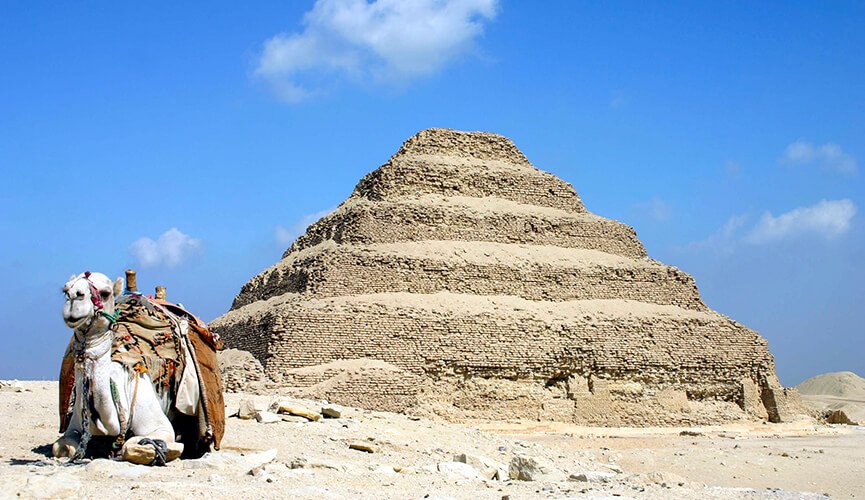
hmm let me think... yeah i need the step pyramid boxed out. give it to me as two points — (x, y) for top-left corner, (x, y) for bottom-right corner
(212, 129), (802, 425)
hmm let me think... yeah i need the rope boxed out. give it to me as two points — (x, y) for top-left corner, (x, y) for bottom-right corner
(110, 379), (128, 453)
(128, 365), (145, 426)
(99, 309), (119, 324)
(136, 438), (168, 466)
(71, 374), (92, 462)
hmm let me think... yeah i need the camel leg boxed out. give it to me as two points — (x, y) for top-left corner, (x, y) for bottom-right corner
(52, 429), (81, 458)
(52, 392), (83, 458)
(121, 380), (183, 465)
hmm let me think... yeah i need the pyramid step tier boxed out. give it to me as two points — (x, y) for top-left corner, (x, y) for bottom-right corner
(213, 292), (775, 400)
(289, 195), (645, 258)
(390, 128), (535, 167)
(354, 157), (585, 212)
(233, 241), (705, 310)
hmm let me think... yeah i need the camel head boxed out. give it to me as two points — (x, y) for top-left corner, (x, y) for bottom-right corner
(62, 272), (123, 329)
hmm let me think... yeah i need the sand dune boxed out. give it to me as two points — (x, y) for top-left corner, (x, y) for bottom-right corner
(797, 371), (865, 423)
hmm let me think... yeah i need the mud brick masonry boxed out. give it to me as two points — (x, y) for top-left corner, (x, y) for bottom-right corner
(211, 128), (803, 426)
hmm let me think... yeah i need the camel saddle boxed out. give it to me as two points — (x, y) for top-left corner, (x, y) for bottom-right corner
(58, 294), (225, 452)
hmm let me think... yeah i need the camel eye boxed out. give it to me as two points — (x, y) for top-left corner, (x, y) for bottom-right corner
(100, 290), (111, 299)
(76, 291), (85, 298)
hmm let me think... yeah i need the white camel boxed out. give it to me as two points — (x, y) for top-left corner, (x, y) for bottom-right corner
(54, 272), (186, 464)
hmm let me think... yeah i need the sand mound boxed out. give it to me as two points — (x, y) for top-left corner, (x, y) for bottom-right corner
(797, 371), (865, 424)
(797, 371), (865, 398)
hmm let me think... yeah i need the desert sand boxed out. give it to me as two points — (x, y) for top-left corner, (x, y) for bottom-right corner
(797, 372), (865, 424)
(1, 381), (862, 499)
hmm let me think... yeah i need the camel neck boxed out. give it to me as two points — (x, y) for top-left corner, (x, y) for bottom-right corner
(75, 318), (113, 361)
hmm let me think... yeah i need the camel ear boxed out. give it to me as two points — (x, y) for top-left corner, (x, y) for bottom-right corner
(69, 274), (77, 282)
(113, 277), (124, 297)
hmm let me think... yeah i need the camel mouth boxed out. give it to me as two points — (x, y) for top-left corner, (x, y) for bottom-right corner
(64, 315), (89, 329)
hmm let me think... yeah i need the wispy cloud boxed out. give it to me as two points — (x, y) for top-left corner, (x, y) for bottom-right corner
(686, 199), (857, 252)
(781, 140), (858, 176)
(745, 199), (857, 244)
(275, 207), (337, 247)
(633, 196), (672, 222)
(254, 0), (499, 102)
(129, 228), (203, 268)
(685, 214), (749, 254)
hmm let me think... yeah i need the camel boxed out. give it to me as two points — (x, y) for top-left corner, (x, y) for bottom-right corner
(54, 271), (223, 465)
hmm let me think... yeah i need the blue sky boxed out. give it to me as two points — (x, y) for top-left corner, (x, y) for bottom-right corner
(1, 1), (862, 385)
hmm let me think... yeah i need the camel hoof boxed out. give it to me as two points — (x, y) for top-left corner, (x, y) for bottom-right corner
(51, 440), (77, 458)
(121, 436), (183, 465)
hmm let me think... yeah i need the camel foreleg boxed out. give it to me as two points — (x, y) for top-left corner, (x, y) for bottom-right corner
(119, 373), (184, 465)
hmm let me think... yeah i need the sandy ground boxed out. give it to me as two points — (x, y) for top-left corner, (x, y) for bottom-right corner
(1, 381), (862, 499)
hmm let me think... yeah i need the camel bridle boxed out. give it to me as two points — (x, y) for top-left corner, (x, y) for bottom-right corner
(68, 272), (119, 329)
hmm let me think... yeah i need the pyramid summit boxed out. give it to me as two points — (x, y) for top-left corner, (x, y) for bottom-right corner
(212, 128), (803, 426)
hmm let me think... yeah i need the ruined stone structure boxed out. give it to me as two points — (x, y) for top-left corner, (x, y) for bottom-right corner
(211, 128), (802, 426)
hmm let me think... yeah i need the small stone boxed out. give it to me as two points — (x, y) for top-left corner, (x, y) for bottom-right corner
(373, 465), (397, 475)
(281, 415), (309, 423)
(290, 458), (346, 471)
(121, 438), (183, 465)
(255, 410), (282, 424)
(508, 456), (551, 481)
(569, 471), (615, 483)
(249, 465), (274, 482)
(272, 401), (321, 421)
(322, 407), (342, 418)
(453, 453), (504, 480)
(679, 430), (702, 436)
(238, 399), (257, 420)
(645, 471), (687, 487)
(349, 442), (378, 453)
(438, 461), (484, 480)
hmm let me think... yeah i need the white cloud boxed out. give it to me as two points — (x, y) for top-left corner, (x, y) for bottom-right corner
(745, 199), (856, 244)
(685, 199), (856, 252)
(275, 207), (337, 247)
(129, 228), (203, 268)
(684, 214), (749, 254)
(255, 0), (499, 102)
(781, 140), (858, 176)
(634, 196), (672, 222)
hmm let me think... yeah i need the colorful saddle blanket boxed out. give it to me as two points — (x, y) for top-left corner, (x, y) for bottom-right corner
(111, 294), (184, 395)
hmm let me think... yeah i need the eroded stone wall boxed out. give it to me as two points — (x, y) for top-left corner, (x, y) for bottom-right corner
(288, 199), (646, 259)
(233, 243), (703, 310)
